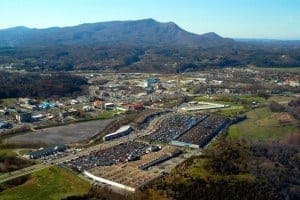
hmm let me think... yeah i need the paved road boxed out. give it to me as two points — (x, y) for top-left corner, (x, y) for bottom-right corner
(0, 114), (168, 184)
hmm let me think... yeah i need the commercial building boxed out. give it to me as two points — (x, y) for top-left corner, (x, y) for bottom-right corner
(103, 125), (133, 141)
(0, 121), (12, 129)
(104, 103), (116, 110)
(15, 112), (32, 123)
(28, 144), (68, 159)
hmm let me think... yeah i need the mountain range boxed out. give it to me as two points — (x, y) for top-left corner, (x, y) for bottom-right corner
(0, 19), (299, 72)
(0, 18), (233, 48)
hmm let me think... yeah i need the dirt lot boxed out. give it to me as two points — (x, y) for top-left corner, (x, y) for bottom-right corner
(4, 119), (113, 145)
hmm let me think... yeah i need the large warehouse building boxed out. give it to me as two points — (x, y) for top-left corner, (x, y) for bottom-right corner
(103, 125), (133, 141)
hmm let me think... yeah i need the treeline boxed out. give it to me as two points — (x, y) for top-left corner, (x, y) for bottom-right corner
(143, 138), (300, 200)
(269, 97), (300, 119)
(0, 72), (87, 99)
(65, 137), (299, 200)
(0, 152), (33, 173)
(0, 175), (30, 193)
(1, 43), (300, 73)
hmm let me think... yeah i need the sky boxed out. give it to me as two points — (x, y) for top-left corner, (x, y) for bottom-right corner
(0, 0), (299, 39)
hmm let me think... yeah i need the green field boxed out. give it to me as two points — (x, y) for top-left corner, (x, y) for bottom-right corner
(0, 167), (91, 200)
(188, 157), (254, 182)
(94, 110), (123, 120)
(215, 106), (248, 117)
(0, 149), (16, 157)
(228, 107), (299, 141)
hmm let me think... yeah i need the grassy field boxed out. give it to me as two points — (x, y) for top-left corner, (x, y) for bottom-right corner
(0, 166), (91, 200)
(228, 107), (299, 141)
(185, 156), (254, 183)
(95, 110), (121, 120)
(215, 106), (248, 117)
(0, 149), (16, 157)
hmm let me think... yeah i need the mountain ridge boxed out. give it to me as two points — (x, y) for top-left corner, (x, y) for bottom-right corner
(0, 18), (233, 48)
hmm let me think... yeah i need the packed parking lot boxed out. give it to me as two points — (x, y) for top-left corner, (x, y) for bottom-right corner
(145, 114), (202, 143)
(174, 115), (230, 147)
(65, 141), (150, 171)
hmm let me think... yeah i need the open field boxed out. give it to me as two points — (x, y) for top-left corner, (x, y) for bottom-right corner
(94, 110), (122, 120)
(4, 119), (113, 146)
(0, 166), (91, 200)
(228, 107), (299, 141)
(0, 149), (16, 157)
(215, 106), (247, 117)
(187, 157), (254, 182)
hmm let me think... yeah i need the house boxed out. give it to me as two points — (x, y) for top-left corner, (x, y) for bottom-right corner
(93, 100), (104, 109)
(15, 112), (32, 123)
(128, 103), (144, 111)
(104, 103), (116, 110)
(39, 102), (56, 109)
(19, 98), (33, 105)
(70, 99), (79, 105)
(60, 108), (79, 118)
(0, 121), (12, 129)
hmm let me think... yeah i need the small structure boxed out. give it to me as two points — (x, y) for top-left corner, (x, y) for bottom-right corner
(32, 114), (44, 121)
(39, 102), (56, 109)
(19, 98), (33, 105)
(93, 100), (103, 109)
(0, 121), (12, 129)
(128, 103), (144, 111)
(15, 112), (32, 123)
(82, 106), (94, 112)
(104, 103), (116, 110)
(70, 99), (79, 105)
(60, 108), (79, 118)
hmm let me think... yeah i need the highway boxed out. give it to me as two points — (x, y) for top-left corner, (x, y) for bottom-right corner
(0, 114), (167, 184)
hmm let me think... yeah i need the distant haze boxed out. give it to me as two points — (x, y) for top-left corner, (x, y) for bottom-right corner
(0, 0), (299, 40)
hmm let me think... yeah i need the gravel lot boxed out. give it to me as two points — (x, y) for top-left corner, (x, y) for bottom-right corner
(4, 119), (113, 145)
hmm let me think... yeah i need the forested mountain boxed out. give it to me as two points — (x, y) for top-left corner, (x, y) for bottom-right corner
(0, 19), (299, 73)
(0, 19), (233, 48)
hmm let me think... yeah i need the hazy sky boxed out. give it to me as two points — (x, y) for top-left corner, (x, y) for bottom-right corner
(1, 0), (299, 39)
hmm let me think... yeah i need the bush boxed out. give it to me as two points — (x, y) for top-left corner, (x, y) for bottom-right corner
(269, 101), (286, 112)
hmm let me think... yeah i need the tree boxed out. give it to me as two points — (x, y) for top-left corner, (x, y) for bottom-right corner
(205, 137), (250, 175)
(269, 101), (286, 112)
